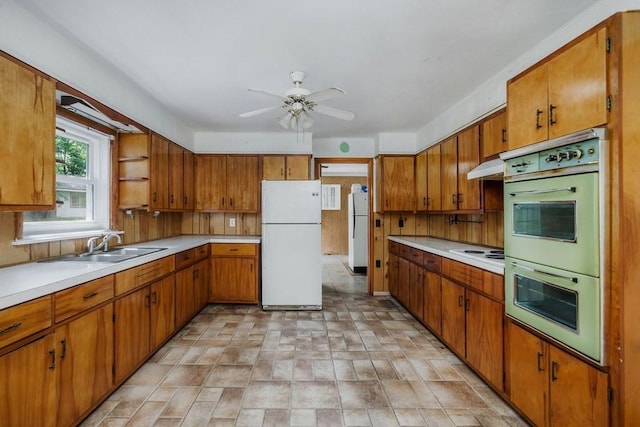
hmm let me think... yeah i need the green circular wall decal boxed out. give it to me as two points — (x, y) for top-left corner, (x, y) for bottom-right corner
(339, 141), (350, 153)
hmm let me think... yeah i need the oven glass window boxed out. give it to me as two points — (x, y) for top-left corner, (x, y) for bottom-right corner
(513, 202), (576, 241)
(514, 274), (578, 331)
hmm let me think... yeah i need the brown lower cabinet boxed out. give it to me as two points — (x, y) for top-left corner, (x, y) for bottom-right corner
(176, 258), (209, 327)
(210, 243), (259, 304)
(422, 269), (441, 336)
(507, 320), (608, 427)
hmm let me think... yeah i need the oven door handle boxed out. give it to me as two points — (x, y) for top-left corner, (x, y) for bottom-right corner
(511, 262), (578, 283)
(509, 187), (576, 197)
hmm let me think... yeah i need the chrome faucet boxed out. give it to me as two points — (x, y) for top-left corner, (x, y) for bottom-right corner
(87, 232), (123, 254)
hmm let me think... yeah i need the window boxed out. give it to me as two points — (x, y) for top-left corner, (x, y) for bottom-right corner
(321, 184), (341, 210)
(23, 117), (111, 237)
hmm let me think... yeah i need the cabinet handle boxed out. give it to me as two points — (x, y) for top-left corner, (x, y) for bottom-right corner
(535, 109), (543, 129)
(426, 197), (430, 207)
(83, 292), (98, 301)
(229, 198), (233, 207)
(250, 263), (253, 272)
(458, 295), (463, 307)
(48, 349), (56, 370)
(229, 248), (238, 252)
(451, 194), (457, 205)
(151, 291), (158, 304)
(60, 339), (67, 360)
(153, 192), (157, 202)
(549, 104), (557, 125)
(423, 197), (427, 207)
(145, 295), (151, 307)
(184, 196), (188, 205)
(0, 322), (22, 335)
(280, 168), (284, 177)
(195, 269), (200, 279)
(385, 199), (389, 207)
(536, 352), (544, 372)
(170, 194), (174, 204)
(221, 197), (225, 207)
(551, 361), (559, 381)
(457, 193), (463, 204)
(464, 298), (470, 312)
(501, 128), (507, 143)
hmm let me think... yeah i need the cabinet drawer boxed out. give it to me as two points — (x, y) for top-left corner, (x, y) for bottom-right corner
(442, 258), (483, 289)
(408, 248), (424, 265)
(115, 256), (175, 295)
(0, 296), (52, 349)
(423, 253), (442, 273)
(194, 244), (210, 261)
(211, 243), (257, 256)
(54, 275), (114, 322)
(175, 249), (196, 270)
(389, 241), (399, 255)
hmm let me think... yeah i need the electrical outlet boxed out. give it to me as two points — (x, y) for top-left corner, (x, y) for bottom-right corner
(229, 218), (236, 227)
(375, 219), (381, 227)
(399, 218), (404, 227)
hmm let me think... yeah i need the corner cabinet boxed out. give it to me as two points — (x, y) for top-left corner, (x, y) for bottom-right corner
(210, 243), (259, 304)
(0, 54), (56, 211)
(262, 155), (310, 180)
(195, 155), (260, 212)
(507, 320), (608, 427)
(375, 155), (415, 212)
(507, 27), (607, 150)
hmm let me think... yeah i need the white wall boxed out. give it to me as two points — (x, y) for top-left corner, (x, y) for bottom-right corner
(194, 132), (312, 154)
(0, 0), (194, 150)
(376, 133), (417, 155)
(416, 0), (628, 151)
(312, 137), (376, 158)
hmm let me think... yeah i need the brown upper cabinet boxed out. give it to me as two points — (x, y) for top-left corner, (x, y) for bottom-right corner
(118, 133), (194, 211)
(441, 126), (481, 212)
(0, 54), (56, 211)
(426, 144), (442, 211)
(507, 27), (607, 150)
(195, 155), (260, 212)
(262, 155), (310, 180)
(481, 109), (507, 159)
(375, 155), (415, 212)
(415, 150), (428, 212)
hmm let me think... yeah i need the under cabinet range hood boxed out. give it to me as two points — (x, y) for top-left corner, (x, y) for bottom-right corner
(467, 158), (504, 180)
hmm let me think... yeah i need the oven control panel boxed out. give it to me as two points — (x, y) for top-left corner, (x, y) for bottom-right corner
(505, 136), (600, 178)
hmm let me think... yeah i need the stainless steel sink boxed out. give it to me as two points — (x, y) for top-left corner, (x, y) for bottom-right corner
(39, 247), (166, 263)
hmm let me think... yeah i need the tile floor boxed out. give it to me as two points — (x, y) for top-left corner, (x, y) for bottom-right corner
(82, 256), (529, 427)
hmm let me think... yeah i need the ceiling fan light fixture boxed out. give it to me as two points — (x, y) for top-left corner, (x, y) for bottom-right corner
(277, 112), (293, 129)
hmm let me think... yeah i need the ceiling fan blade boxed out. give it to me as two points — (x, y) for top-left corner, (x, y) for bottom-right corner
(239, 105), (281, 118)
(305, 87), (345, 103)
(248, 88), (287, 100)
(312, 104), (356, 121)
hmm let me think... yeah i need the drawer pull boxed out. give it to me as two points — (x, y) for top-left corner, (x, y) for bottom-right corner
(0, 322), (22, 335)
(229, 248), (238, 252)
(83, 292), (99, 301)
(60, 339), (67, 360)
(48, 349), (56, 370)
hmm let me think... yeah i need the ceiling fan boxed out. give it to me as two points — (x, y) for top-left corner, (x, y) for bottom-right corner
(239, 71), (356, 130)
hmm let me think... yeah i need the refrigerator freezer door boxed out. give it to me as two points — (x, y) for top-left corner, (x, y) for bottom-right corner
(262, 180), (321, 224)
(261, 223), (322, 309)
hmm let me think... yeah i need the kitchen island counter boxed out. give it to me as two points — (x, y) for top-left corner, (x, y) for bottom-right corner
(0, 235), (260, 310)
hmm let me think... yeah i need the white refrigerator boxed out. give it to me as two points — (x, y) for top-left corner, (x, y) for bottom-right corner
(348, 192), (369, 273)
(261, 180), (322, 310)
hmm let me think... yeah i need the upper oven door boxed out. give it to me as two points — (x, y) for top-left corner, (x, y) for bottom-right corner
(504, 172), (599, 277)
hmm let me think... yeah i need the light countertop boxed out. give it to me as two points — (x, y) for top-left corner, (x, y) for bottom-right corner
(388, 236), (505, 275)
(0, 235), (260, 310)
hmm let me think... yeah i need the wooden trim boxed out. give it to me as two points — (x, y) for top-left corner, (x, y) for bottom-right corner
(0, 50), (53, 81)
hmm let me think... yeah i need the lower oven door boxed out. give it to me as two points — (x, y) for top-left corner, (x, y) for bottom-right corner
(505, 258), (601, 362)
(504, 172), (599, 277)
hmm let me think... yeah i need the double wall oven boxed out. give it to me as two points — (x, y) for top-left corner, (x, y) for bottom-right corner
(501, 128), (606, 364)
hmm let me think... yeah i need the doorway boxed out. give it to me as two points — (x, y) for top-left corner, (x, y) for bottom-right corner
(314, 158), (373, 294)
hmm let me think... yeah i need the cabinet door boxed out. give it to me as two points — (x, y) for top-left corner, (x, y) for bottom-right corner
(150, 134), (170, 210)
(168, 142), (184, 210)
(114, 287), (150, 383)
(286, 155), (310, 180)
(409, 263), (424, 321)
(57, 304), (114, 427)
(547, 28), (607, 139)
(227, 156), (259, 212)
(194, 259), (210, 311)
(426, 144), (442, 211)
(0, 56), (55, 209)
(397, 257), (411, 308)
(183, 150), (195, 209)
(423, 270), (442, 336)
(388, 253), (399, 298)
(507, 321), (548, 427)
(456, 126), (481, 211)
(150, 276), (175, 350)
(465, 291), (503, 390)
(0, 334), (56, 427)
(382, 156), (415, 211)
(211, 257), (257, 303)
(482, 111), (507, 159)
(175, 266), (195, 327)
(507, 65), (549, 150)
(441, 278), (466, 356)
(548, 346), (608, 427)
(263, 156), (286, 180)
(441, 137), (458, 211)
(415, 151), (428, 211)
(195, 155), (226, 210)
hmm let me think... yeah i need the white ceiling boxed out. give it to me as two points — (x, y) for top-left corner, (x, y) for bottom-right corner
(21, 0), (599, 138)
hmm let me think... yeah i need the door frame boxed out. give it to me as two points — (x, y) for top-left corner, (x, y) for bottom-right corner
(314, 157), (374, 295)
